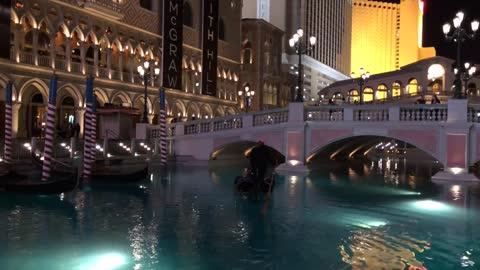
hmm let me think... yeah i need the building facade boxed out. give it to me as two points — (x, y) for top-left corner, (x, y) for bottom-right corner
(0, 0), (242, 139)
(319, 56), (457, 104)
(351, 0), (436, 75)
(242, 0), (352, 103)
(240, 19), (294, 111)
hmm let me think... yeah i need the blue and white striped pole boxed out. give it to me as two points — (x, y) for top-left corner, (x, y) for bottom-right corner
(83, 76), (95, 180)
(41, 75), (58, 181)
(159, 87), (167, 166)
(3, 82), (13, 165)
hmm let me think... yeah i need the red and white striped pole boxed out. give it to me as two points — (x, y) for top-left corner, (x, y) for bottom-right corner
(41, 75), (58, 181)
(82, 77), (95, 180)
(159, 87), (167, 166)
(3, 82), (13, 165)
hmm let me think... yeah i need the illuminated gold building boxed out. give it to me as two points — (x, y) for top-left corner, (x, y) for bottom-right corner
(351, 0), (436, 75)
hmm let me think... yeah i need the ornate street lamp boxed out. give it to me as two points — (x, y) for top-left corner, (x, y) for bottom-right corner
(351, 68), (370, 104)
(238, 84), (255, 112)
(289, 28), (316, 102)
(455, 62), (477, 97)
(443, 11), (479, 99)
(137, 60), (160, 123)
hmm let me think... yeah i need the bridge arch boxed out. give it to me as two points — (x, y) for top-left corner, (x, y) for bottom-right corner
(210, 140), (285, 165)
(307, 135), (443, 165)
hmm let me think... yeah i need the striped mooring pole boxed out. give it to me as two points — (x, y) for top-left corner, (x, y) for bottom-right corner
(41, 75), (58, 181)
(159, 87), (167, 166)
(3, 82), (13, 165)
(82, 76), (96, 180)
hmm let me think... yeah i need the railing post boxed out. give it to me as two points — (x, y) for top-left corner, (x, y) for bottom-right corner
(175, 122), (185, 136)
(344, 107), (353, 121)
(242, 114), (253, 128)
(70, 137), (76, 158)
(447, 99), (468, 123)
(154, 139), (159, 155)
(103, 137), (108, 158)
(288, 102), (305, 123)
(389, 106), (400, 121)
(130, 138), (136, 156)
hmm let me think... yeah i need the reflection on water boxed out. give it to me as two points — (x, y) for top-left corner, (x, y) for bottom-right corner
(0, 160), (479, 270)
(340, 227), (429, 269)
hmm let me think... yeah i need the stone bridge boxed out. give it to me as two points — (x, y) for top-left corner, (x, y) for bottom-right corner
(145, 100), (480, 182)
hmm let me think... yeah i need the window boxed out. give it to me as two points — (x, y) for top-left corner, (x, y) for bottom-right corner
(376, 84), (388, 100)
(219, 18), (226, 40)
(140, 0), (151, 10)
(183, 2), (193, 27)
(348, 89), (359, 103)
(363, 88), (374, 103)
(407, 79), (418, 96)
(392, 82), (401, 97)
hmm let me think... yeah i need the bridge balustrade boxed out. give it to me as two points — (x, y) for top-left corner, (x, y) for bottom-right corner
(353, 107), (389, 121)
(400, 105), (448, 122)
(305, 106), (344, 121)
(183, 115), (244, 135)
(253, 108), (289, 126)
(468, 106), (480, 123)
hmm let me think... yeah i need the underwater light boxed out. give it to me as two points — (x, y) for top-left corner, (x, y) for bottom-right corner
(413, 200), (449, 211)
(87, 253), (126, 270)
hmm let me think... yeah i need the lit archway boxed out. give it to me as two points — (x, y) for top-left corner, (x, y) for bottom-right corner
(376, 84), (388, 101)
(362, 88), (374, 103)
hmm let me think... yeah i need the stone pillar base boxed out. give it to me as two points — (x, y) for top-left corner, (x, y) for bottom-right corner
(432, 171), (479, 183)
(275, 163), (310, 175)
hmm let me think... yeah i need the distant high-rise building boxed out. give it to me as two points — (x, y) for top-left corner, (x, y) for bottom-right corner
(351, 0), (436, 75)
(242, 0), (352, 103)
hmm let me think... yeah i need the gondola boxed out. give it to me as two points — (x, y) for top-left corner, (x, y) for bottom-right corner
(31, 152), (148, 183)
(84, 165), (149, 183)
(234, 169), (275, 194)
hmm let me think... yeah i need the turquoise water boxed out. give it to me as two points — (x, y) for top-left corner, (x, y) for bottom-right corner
(1, 160), (480, 270)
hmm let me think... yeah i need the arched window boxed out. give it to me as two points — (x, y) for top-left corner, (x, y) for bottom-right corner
(241, 40), (252, 64)
(407, 79), (418, 96)
(376, 84), (388, 100)
(363, 87), (374, 103)
(183, 2), (193, 27)
(392, 82), (401, 98)
(348, 89), (359, 103)
(219, 18), (226, 41)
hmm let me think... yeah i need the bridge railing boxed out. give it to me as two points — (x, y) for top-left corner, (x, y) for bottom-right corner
(182, 114), (244, 135)
(399, 105), (448, 122)
(253, 108), (289, 126)
(468, 105), (480, 123)
(305, 106), (344, 121)
(306, 104), (448, 122)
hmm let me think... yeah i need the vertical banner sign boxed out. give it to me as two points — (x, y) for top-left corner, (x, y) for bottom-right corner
(0, 0), (11, 59)
(162, 0), (183, 90)
(201, 0), (218, 96)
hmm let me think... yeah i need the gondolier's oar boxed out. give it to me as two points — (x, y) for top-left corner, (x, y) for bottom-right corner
(4, 81), (13, 165)
(41, 74), (58, 181)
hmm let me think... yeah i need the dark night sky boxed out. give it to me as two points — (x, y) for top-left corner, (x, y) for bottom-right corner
(376, 0), (480, 63)
(422, 0), (480, 63)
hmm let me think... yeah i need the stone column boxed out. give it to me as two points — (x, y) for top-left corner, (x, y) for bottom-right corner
(75, 107), (85, 139)
(32, 29), (39, 65)
(93, 45), (99, 77)
(80, 41), (86, 74)
(65, 37), (71, 71)
(129, 55), (134, 83)
(49, 34), (56, 69)
(107, 48), (112, 79)
(148, 114), (154, 124)
(13, 24), (21, 62)
(118, 51), (123, 81)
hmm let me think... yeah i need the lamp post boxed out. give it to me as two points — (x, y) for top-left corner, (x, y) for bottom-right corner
(443, 11), (479, 99)
(351, 68), (370, 104)
(238, 84), (255, 112)
(137, 60), (160, 123)
(455, 62), (477, 97)
(289, 28), (316, 102)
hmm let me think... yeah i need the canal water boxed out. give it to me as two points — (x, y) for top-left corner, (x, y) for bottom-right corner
(0, 159), (479, 270)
